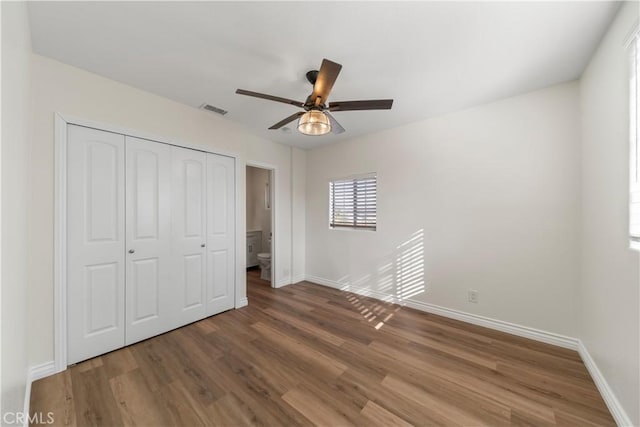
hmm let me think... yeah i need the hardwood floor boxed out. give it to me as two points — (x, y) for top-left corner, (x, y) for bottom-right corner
(30, 270), (615, 426)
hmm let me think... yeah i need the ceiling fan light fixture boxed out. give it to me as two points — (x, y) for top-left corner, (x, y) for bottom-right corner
(297, 110), (331, 136)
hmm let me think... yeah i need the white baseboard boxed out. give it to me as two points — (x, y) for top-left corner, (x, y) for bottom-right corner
(578, 341), (633, 426)
(22, 361), (56, 426)
(23, 279), (633, 427)
(22, 375), (31, 426)
(275, 277), (292, 288)
(290, 274), (306, 285)
(304, 274), (578, 350)
(304, 275), (346, 291)
(30, 361), (56, 382)
(275, 274), (305, 288)
(306, 274), (637, 425)
(403, 299), (578, 350)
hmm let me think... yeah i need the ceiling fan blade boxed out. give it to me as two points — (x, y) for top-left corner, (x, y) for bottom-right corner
(325, 112), (345, 134)
(329, 99), (394, 111)
(236, 89), (304, 108)
(311, 59), (342, 104)
(268, 111), (305, 130)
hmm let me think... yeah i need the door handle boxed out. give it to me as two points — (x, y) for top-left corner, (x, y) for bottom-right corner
(201, 243), (206, 248)
(128, 249), (135, 254)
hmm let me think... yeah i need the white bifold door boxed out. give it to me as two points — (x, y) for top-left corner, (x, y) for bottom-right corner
(125, 136), (173, 344)
(206, 154), (236, 316)
(170, 146), (207, 325)
(67, 125), (235, 364)
(67, 126), (126, 363)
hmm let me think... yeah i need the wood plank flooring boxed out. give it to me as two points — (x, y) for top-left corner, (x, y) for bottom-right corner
(30, 270), (615, 426)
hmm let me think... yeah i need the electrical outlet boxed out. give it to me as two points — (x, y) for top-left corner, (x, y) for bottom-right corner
(468, 289), (479, 303)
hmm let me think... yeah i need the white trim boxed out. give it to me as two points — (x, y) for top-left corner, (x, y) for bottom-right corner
(236, 297), (249, 308)
(22, 376), (31, 427)
(290, 148), (295, 293)
(22, 361), (56, 427)
(56, 114), (240, 160)
(275, 277), (292, 288)
(304, 274), (578, 350)
(29, 361), (57, 382)
(55, 113), (241, 371)
(291, 274), (306, 285)
(578, 340), (633, 427)
(630, 30), (640, 253)
(53, 114), (68, 374)
(22, 380), (32, 427)
(22, 332), (632, 427)
(234, 157), (244, 310)
(304, 275), (638, 423)
(578, 341), (633, 427)
(403, 299), (578, 350)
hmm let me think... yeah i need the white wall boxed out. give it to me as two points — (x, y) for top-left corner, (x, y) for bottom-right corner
(1, 1), (32, 417)
(306, 82), (581, 337)
(580, 2), (640, 424)
(246, 166), (272, 251)
(292, 147), (306, 284)
(12, 4), (639, 423)
(27, 54), (305, 367)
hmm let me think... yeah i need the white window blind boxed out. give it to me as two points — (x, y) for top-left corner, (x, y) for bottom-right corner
(631, 34), (640, 243)
(329, 175), (377, 230)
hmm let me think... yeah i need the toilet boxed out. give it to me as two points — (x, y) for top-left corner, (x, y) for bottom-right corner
(257, 252), (271, 281)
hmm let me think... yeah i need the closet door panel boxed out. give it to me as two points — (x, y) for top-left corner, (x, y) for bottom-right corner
(206, 153), (235, 315)
(130, 258), (159, 322)
(171, 146), (207, 325)
(125, 136), (172, 345)
(208, 250), (228, 299)
(183, 254), (204, 306)
(67, 125), (125, 364)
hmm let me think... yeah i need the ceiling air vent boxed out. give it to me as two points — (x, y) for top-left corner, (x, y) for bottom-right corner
(200, 103), (228, 116)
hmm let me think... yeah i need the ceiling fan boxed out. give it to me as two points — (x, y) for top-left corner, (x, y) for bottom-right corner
(235, 59), (393, 136)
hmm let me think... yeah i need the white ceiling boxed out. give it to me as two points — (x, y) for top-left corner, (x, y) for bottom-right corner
(28, 1), (619, 149)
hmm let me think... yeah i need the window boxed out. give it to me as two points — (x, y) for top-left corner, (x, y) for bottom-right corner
(631, 33), (640, 247)
(329, 174), (377, 230)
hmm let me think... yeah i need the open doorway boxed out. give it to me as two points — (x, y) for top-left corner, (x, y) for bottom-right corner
(246, 164), (274, 287)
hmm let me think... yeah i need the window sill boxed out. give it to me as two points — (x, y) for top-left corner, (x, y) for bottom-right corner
(329, 226), (376, 232)
(629, 240), (640, 252)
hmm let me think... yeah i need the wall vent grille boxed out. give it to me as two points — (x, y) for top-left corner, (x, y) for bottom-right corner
(200, 103), (228, 115)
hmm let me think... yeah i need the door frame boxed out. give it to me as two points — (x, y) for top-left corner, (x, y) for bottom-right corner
(245, 161), (277, 288)
(54, 113), (243, 373)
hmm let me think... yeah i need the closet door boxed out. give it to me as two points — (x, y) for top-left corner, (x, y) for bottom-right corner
(125, 136), (172, 344)
(206, 153), (236, 315)
(171, 146), (207, 326)
(67, 125), (125, 364)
